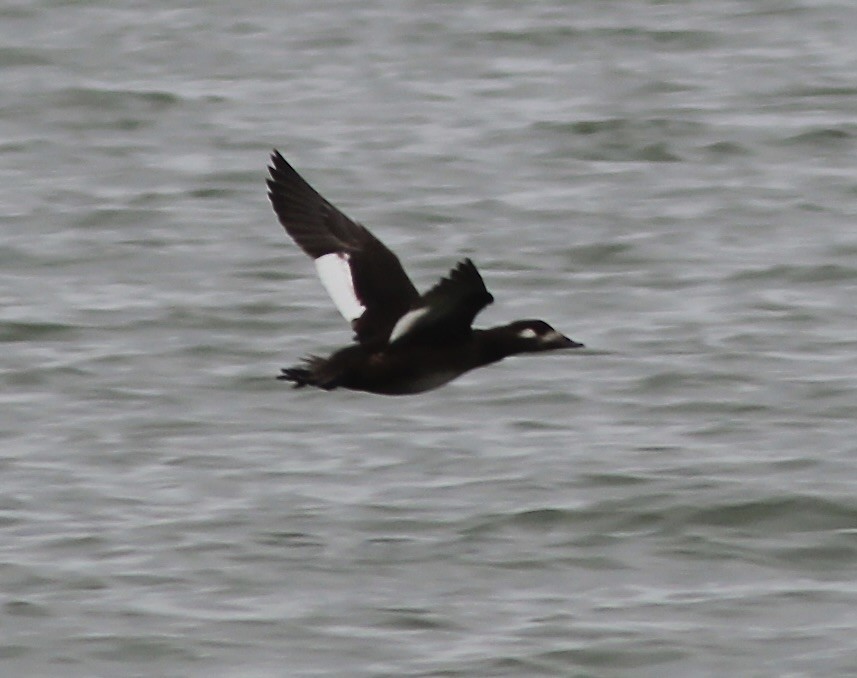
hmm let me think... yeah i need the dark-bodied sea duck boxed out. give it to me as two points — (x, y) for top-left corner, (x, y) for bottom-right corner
(266, 150), (583, 395)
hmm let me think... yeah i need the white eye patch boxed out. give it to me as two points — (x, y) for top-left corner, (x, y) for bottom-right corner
(517, 327), (538, 340)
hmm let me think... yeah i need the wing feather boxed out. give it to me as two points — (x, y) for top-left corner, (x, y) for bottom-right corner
(389, 258), (494, 346)
(267, 151), (420, 344)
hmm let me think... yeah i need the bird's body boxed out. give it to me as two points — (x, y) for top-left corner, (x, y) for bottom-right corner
(266, 151), (582, 395)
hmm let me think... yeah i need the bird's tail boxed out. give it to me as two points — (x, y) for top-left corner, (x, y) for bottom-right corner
(277, 366), (313, 387)
(276, 356), (337, 390)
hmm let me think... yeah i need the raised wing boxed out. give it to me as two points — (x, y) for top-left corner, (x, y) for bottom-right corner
(389, 258), (494, 346)
(267, 151), (420, 345)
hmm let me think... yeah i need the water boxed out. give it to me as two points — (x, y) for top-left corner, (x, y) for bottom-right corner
(2, 0), (857, 675)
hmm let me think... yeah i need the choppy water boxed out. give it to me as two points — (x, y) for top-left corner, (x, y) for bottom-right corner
(3, 0), (857, 675)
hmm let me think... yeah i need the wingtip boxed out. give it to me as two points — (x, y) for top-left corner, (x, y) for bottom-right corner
(269, 149), (287, 172)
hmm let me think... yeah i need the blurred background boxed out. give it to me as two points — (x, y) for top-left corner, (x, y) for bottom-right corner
(2, 0), (856, 675)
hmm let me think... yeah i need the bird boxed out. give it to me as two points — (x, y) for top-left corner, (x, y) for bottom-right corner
(266, 150), (583, 395)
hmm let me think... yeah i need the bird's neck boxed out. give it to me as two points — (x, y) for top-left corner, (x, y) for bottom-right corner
(473, 326), (523, 364)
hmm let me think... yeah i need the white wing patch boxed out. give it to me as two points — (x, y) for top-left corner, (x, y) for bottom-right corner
(389, 306), (430, 344)
(314, 253), (365, 322)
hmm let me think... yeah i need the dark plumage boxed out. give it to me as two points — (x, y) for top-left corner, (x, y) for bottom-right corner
(266, 150), (582, 395)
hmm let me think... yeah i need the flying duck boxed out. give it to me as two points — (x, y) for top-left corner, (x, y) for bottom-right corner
(266, 150), (582, 395)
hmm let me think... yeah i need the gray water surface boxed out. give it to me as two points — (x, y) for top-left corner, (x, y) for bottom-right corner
(3, 1), (857, 676)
